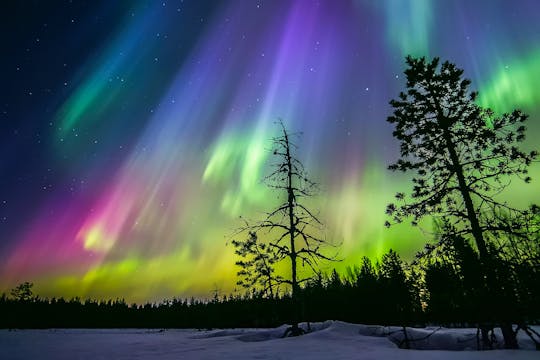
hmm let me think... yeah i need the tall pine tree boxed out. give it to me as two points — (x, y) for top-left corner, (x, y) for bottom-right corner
(386, 56), (538, 348)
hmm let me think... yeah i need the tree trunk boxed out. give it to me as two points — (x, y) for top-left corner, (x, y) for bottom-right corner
(500, 323), (518, 349)
(440, 119), (518, 350)
(283, 127), (299, 328)
(480, 326), (492, 350)
(402, 326), (410, 349)
(441, 129), (488, 260)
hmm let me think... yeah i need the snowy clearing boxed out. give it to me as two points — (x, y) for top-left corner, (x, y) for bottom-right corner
(0, 321), (537, 359)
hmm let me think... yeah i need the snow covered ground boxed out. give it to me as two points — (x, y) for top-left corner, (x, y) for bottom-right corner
(0, 321), (538, 359)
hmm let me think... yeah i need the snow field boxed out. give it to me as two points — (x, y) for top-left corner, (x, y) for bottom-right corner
(1, 321), (538, 359)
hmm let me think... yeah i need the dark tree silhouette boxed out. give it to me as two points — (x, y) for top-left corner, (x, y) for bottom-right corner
(232, 231), (280, 298)
(10, 282), (34, 302)
(385, 56), (538, 349)
(378, 249), (422, 348)
(423, 234), (485, 325)
(354, 257), (380, 323)
(233, 120), (336, 335)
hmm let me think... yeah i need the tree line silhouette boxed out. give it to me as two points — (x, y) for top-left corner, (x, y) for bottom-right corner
(2, 245), (538, 342)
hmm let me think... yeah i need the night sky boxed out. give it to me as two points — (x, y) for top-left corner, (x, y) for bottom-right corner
(1, 0), (539, 302)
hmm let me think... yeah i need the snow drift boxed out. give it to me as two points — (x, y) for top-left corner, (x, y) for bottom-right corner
(1, 321), (538, 359)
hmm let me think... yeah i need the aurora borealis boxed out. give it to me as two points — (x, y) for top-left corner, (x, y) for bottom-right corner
(1, 0), (539, 302)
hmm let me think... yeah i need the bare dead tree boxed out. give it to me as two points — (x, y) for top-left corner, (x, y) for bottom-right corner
(232, 120), (336, 335)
